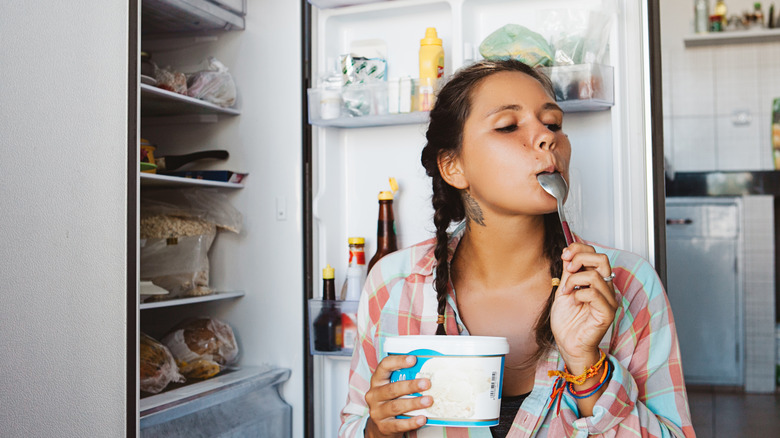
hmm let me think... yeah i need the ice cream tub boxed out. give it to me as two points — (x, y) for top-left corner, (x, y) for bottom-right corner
(385, 335), (509, 427)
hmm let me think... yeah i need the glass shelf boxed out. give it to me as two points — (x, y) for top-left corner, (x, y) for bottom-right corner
(141, 84), (240, 117)
(310, 111), (430, 128)
(140, 291), (245, 310)
(140, 173), (244, 189)
(142, 0), (245, 35)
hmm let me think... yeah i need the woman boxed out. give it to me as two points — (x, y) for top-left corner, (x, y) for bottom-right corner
(339, 59), (694, 438)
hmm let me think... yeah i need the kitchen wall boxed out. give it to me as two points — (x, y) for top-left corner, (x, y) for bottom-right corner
(661, 0), (778, 173)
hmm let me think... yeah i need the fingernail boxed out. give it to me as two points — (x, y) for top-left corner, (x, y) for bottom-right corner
(418, 379), (429, 390)
(417, 417), (426, 425)
(562, 249), (570, 258)
(406, 355), (415, 365)
(421, 396), (432, 406)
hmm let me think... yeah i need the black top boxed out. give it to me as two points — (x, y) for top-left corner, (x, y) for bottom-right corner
(490, 392), (531, 438)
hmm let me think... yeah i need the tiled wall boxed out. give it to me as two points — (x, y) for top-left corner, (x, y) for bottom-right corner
(661, 0), (778, 173)
(663, 43), (778, 172)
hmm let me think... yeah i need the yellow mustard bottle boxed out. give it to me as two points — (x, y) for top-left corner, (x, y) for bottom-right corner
(418, 27), (444, 112)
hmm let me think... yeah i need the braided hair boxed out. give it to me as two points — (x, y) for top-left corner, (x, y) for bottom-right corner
(419, 59), (566, 357)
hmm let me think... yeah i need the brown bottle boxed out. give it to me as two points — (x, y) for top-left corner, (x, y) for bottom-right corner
(367, 191), (398, 272)
(313, 264), (342, 352)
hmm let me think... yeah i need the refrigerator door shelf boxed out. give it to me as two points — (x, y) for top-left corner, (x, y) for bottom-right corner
(540, 64), (615, 112)
(309, 299), (359, 357)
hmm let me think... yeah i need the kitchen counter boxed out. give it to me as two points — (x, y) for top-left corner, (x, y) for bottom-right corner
(666, 171), (780, 197)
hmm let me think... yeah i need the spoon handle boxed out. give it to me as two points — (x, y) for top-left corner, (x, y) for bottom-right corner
(562, 220), (574, 246)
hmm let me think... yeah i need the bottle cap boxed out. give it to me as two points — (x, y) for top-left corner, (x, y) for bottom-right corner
(322, 264), (335, 279)
(420, 27), (442, 46)
(348, 237), (365, 245)
(378, 191), (394, 200)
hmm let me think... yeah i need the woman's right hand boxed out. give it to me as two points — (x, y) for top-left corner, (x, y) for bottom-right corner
(364, 355), (432, 437)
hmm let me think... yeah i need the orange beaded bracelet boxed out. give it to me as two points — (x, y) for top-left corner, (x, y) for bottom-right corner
(547, 350), (607, 385)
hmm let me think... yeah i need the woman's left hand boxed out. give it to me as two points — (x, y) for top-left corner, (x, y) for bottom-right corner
(550, 243), (618, 373)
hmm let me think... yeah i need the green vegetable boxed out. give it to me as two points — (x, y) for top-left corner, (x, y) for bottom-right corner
(479, 24), (554, 67)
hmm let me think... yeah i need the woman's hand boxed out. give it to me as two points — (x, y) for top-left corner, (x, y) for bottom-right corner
(364, 355), (431, 437)
(550, 243), (618, 374)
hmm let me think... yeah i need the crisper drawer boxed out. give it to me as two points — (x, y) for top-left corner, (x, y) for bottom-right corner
(665, 198), (739, 239)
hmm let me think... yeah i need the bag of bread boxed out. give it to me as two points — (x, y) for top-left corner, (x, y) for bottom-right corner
(162, 318), (239, 380)
(140, 333), (185, 394)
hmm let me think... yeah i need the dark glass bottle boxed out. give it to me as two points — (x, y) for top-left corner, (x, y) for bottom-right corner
(313, 264), (342, 352)
(367, 191), (398, 272)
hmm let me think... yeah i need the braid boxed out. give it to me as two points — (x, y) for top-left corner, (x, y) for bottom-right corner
(431, 176), (463, 334)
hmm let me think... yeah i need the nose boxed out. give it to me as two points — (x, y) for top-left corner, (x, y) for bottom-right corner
(533, 121), (556, 151)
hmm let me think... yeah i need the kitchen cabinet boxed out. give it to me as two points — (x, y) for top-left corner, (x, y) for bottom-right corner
(665, 197), (743, 385)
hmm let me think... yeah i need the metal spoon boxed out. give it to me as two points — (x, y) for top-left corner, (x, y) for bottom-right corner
(536, 172), (575, 246)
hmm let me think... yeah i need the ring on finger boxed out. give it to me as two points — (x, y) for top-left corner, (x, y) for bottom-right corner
(602, 272), (615, 282)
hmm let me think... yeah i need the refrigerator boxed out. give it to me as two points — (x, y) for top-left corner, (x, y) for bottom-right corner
(0, 0), (664, 437)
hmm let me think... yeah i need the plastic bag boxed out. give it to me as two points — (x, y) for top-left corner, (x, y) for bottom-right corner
(140, 189), (242, 298)
(140, 333), (185, 394)
(154, 64), (188, 94)
(140, 222), (216, 298)
(478, 24), (554, 67)
(541, 9), (612, 66)
(141, 188), (243, 234)
(186, 56), (237, 108)
(162, 317), (239, 380)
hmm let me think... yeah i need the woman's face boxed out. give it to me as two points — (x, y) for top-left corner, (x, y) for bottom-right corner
(455, 71), (571, 220)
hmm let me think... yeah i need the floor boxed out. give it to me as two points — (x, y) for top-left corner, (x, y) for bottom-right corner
(687, 387), (780, 437)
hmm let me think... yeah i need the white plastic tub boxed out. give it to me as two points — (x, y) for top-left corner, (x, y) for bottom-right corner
(384, 335), (509, 427)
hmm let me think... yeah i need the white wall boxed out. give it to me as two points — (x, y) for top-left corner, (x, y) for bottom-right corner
(661, 0), (777, 173)
(0, 2), (129, 436)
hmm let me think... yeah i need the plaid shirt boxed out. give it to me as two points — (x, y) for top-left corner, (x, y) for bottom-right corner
(339, 223), (695, 437)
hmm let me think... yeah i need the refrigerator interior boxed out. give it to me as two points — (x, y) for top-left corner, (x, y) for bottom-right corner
(136, 0), (304, 436)
(308, 0), (656, 436)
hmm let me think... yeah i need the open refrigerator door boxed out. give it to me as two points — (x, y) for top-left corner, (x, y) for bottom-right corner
(305, 0), (656, 436)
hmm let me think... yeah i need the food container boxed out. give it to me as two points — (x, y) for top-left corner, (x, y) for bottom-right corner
(140, 138), (157, 174)
(385, 335), (509, 427)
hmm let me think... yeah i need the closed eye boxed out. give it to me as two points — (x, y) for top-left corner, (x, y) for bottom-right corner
(496, 125), (517, 133)
(546, 123), (562, 132)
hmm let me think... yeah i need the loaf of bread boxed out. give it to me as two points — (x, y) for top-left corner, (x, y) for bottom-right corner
(162, 318), (239, 380)
(140, 333), (185, 394)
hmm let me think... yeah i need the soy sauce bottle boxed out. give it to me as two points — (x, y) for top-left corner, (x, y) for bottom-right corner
(313, 265), (342, 352)
(367, 178), (399, 272)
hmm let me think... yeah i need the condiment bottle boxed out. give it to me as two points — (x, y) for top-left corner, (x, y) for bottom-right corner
(418, 27), (444, 112)
(694, 0), (710, 33)
(367, 178), (399, 272)
(340, 237), (367, 301)
(313, 264), (342, 352)
(714, 0), (728, 28)
(340, 237), (366, 351)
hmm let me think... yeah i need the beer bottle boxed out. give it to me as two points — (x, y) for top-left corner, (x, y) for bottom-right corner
(313, 264), (342, 352)
(368, 178), (399, 272)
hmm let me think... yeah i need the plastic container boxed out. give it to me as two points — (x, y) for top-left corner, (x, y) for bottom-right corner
(308, 299), (359, 356)
(385, 335), (509, 427)
(539, 64), (614, 112)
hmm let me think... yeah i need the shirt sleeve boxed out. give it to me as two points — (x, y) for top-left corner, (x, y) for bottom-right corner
(554, 256), (696, 437)
(338, 265), (384, 438)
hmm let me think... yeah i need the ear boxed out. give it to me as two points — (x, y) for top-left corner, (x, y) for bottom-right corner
(437, 150), (468, 190)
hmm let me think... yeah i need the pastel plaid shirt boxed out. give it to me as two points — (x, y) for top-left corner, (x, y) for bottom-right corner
(339, 223), (695, 437)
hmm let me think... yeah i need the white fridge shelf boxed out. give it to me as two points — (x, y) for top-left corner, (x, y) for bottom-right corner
(140, 291), (245, 309)
(310, 111), (430, 128)
(142, 0), (245, 35)
(140, 366), (291, 431)
(140, 83), (240, 117)
(140, 172), (244, 188)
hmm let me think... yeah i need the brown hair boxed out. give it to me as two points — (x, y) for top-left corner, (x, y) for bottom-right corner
(419, 59), (566, 359)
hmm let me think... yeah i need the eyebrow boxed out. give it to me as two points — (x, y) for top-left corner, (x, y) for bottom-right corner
(485, 102), (563, 117)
